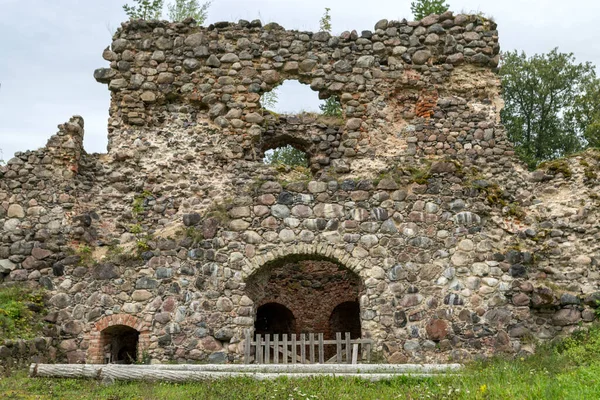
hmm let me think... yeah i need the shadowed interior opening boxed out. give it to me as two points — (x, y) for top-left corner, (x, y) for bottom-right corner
(246, 256), (363, 339)
(255, 302), (297, 336)
(101, 325), (139, 364)
(329, 301), (362, 339)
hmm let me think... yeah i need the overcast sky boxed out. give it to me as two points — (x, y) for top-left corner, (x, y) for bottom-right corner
(1, 0), (599, 160)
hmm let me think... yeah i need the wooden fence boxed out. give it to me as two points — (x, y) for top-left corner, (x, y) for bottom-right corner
(244, 330), (373, 364)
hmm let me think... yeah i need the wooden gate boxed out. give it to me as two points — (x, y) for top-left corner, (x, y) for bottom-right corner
(244, 330), (372, 364)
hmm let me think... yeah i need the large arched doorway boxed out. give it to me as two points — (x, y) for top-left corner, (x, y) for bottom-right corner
(246, 255), (363, 339)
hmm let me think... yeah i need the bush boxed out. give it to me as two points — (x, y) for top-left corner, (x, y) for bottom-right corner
(0, 286), (46, 340)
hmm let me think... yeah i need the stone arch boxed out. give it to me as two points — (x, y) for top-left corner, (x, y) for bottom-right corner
(241, 243), (367, 279)
(87, 314), (150, 364)
(243, 245), (368, 340)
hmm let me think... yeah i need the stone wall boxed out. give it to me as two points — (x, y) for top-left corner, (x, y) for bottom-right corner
(1, 12), (599, 365)
(0, 337), (57, 374)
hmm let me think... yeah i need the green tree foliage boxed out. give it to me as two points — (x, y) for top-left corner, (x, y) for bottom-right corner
(123, 0), (164, 19)
(264, 145), (308, 167)
(567, 77), (600, 148)
(320, 96), (342, 117)
(167, 0), (211, 23)
(319, 7), (332, 32)
(260, 87), (279, 111)
(500, 49), (597, 168)
(410, 0), (450, 20)
(317, 9), (342, 117)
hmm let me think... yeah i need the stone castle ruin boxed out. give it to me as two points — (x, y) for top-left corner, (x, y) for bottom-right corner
(1, 11), (600, 366)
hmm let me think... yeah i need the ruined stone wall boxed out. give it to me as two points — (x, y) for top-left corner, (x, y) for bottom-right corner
(1, 12), (600, 366)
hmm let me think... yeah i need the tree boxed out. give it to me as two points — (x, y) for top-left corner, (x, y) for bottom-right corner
(319, 7), (332, 32)
(264, 145), (308, 167)
(168, 0), (212, 23)
(567, 77), (600, 148)
(123, 0), (164, 20)
(260, 87), (279, 111)
(320, 97), (342, 117)
(410, 0), (450, 20)
(500, 49), (597, 168)
(317, 8), (342, 118)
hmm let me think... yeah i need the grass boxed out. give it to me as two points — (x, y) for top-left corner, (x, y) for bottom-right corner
(4, 326), (600, 399)
(0, 286), (46, 341)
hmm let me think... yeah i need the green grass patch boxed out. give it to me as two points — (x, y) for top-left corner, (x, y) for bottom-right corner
(0, 286), (46, 341)
(4, 326), (600, 399)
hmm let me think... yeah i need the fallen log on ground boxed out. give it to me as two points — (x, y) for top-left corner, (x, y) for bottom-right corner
(30, 363), (462, 382)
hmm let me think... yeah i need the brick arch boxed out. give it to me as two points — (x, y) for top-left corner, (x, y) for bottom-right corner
(241, 243), (368, 280)
(87, 314), (150, 364)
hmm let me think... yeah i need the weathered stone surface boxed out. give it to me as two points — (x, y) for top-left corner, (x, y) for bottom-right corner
(552, 309), (581, 326)
(4, 13), (597, 368)
(426, 319), (449, 340)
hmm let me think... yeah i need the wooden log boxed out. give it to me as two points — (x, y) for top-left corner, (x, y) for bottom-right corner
(31, 364), (461, 382)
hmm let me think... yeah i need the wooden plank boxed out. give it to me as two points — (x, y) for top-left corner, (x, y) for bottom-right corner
(273, 334), (279, 364)
(244, 329), (251, 364)
(318, 333), (324, 364)
(300, 334), (306, 364)
(282, 334), (288, 365)
(352, 343), (359, 365)
(336, 332), (342, 363)
(265, 334), (270, 364)
(366, 342), (371, 363)
(256, 334), (262, 364)
(345, 332), (351, 364)
(291, 334), (297, 365)
(309, 333), (315, 364)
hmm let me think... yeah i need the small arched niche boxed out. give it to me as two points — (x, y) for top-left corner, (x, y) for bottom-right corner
(101, 325), (140, 364)
(255, 302), (297, 336)
(329, 301), (362, 339)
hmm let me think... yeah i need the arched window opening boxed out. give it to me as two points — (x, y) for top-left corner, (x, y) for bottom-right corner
(263, 144), (309, 167)
(260, 80), (323, 115)
(255, 303), (297, 336)
(101, 325), (140, 364)
(329, 301), (361, 339)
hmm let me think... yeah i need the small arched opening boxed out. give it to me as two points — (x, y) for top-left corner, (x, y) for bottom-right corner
(255, 302), (297, 336)
(101, 325), (140, 364)
(262, 135), (310, 168)
(329, 301), (362, 339)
